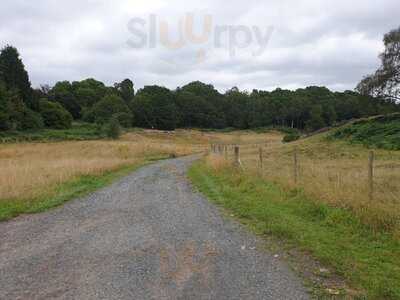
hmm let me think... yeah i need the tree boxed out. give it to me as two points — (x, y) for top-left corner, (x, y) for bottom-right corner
(179, 81), (226, 128)
(72, 78), (108, 108)
(74, 87), (97, 108)
(39, 100), (73, 129)
(0, 46), (36, 110)
(322, 104), (337, 126)
(0, 81), (11, 130)
(132, 86), (178, 130)
(175, 90), (220, 128)
(0, 79), (43, 131)
(114, 79), (135, 104)
(306, 105), (326, 131)
(4, 88), (43, 131)
(86, 94), (132, 127)
(357, 27), (400, 103)
(16, 107), (44, 130)
(224, 88), (249, 129)
(50, 81), (81, 119)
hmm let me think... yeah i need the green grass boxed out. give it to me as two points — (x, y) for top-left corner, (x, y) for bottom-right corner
(189, 161), (400, 299)
(0, 154), (169, 222)
(0, 122), (106, 143)
(329, 113), (400, 150)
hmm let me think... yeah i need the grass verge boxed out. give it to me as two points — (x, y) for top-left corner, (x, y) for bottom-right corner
(188, 160), (400, 299)
(0, 154), (169, 222)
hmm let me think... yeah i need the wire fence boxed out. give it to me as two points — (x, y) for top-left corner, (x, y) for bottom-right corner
(209, 142), (400, 231)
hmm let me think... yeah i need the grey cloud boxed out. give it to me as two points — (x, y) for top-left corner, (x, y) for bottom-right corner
(0, 0), (398, 92)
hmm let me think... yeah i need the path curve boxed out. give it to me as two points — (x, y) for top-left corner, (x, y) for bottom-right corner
(0, 156), (309, 300)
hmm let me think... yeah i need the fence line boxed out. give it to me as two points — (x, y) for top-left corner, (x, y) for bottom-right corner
(209, 143), (380, 201)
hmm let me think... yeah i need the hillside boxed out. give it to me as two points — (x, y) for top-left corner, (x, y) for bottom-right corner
(329, 113), (400, 150)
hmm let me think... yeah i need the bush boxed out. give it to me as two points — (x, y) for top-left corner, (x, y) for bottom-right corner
(104, 116), (121, 139)
(283, 132), (300, 143)
(39, 100), (73, 129)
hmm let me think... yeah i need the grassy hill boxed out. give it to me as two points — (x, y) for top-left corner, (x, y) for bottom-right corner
(329, 113), (400, 150)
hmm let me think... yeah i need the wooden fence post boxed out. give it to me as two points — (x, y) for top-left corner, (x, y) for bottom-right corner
(294, 147), (299, 184)
(234, 146), (239, 164)
(234, 146), (245, 170)
(224, 145), (228, 160)
(259, 147), (263, 170)
(368, 151), (374, 201)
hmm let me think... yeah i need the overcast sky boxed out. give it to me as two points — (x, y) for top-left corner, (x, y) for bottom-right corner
(1, 0), (399, 92)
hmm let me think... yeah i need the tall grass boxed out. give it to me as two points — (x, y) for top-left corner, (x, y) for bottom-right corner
(209, 132), (400, 236)
(0, 130), (207, 203)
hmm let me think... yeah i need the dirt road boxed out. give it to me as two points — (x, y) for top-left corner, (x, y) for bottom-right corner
(0, 156), (308, 299)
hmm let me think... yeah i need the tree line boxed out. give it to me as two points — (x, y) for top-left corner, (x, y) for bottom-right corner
(1, 27), (399, 133)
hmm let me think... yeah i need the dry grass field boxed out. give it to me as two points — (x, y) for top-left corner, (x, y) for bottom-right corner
(0, 130), (209, 202)
(207, 130), (400, 235)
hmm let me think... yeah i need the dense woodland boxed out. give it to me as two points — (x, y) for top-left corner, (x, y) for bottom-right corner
(0, 44), (399, 132)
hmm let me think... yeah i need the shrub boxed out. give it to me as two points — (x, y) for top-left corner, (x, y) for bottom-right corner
(283, 132), (300, 143)
(104, 116), (121, 139)
(39, 99), (73, 129)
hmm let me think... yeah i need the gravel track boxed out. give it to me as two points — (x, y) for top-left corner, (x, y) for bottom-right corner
(0, 156), (309, 300)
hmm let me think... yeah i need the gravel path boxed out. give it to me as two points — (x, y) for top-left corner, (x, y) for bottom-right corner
(0, 156), (309, 300)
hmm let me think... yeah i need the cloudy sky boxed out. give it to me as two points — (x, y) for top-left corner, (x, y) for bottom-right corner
(1, 0), (399, 92)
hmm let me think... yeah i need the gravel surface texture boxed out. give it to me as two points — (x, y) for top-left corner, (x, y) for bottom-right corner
(0, 156), (309, 300)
